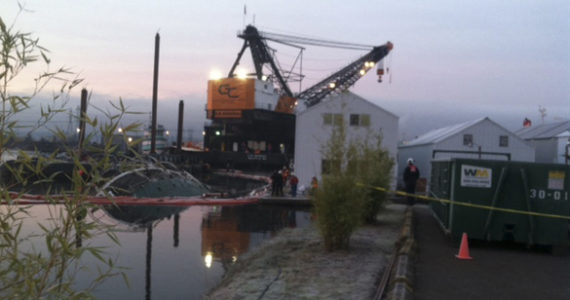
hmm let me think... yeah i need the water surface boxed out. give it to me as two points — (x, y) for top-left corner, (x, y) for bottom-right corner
(12, 204), (311, 299)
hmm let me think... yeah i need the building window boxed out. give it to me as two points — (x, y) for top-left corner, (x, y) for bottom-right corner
(333, 114), (343, 126)
(349, 114), (370, 127)
(323, 113), (332, 125)
(499, 135), (508, 147)
(350, 114), (359, 126)
(324, 113), (343, 126)
(463, 134), (473, 146)
(361, 114), (370, 127)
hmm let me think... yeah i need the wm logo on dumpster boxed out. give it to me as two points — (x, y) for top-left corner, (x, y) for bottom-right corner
(461, 165), (492, 188)
(463, 168), (489, 177)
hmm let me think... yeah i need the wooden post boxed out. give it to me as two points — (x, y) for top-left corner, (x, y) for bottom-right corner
(151, 33), (160, 154)
(78, 88), (87, 157)
(177, 100), (184, 152)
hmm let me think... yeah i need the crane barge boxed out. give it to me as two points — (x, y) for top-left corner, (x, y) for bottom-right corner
(202, 25), (393, 171)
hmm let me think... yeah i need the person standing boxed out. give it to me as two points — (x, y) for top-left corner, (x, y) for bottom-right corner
(309, 176), (318, 196)
(289, 173), (299, 197)
(271, 170), (281, 196)
(282, 166), (290, 195)
(276, 170), (284, 196)
(403, 158), (420, 205)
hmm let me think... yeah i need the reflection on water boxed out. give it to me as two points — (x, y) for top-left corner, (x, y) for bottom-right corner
(90, 204), (310, 299)
(5, 204), (310, 299)
(201, 205), (301, 271)
(98, 205), (189, 300)
(1, 159), (282, 298)
(102, 205), (188, 229)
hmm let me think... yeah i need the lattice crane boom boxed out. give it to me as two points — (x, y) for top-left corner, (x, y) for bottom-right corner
(297, 42), (393, 108)
(226, 25), (393, 110)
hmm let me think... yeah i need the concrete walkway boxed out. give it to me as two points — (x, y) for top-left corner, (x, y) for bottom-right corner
(413, 204), (570, 300)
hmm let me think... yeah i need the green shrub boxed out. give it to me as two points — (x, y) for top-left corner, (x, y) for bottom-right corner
(313, 116), (364, 251)
(353, 136), (394, 223)
(314, 173), (365, 251)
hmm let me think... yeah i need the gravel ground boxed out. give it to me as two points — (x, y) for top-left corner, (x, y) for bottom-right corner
(204, 204), (407, 300)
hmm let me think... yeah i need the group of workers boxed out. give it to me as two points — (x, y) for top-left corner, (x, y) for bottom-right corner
(268, 158), (419, 203)
(270, 167), (317, 197)
(270, 167), (294, 196)
(270, 167), (295, 196)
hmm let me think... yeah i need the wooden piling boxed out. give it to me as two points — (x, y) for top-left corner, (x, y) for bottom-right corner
(78, 88), (87, 156)
(151, 33), (160, 154)
(177, 100), (184, 152)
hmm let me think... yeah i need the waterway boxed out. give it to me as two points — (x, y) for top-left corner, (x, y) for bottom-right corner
(11, 203), (312, 299)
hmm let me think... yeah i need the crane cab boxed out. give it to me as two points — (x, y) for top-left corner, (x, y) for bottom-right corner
(207, 78), (283, 119)
(204, 77), (296, 169)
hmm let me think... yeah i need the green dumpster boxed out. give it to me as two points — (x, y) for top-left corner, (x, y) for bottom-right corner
(430, 158), (570, 246)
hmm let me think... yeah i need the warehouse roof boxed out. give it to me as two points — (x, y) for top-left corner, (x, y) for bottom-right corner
(297, 91), (398, 119)
(515, 121), (570, 139)
(401, 117), (488, 147)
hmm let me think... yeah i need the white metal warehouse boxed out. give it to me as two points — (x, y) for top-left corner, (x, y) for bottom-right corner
(293, 92), (399, 190)
(397, 117), (535, 192)
(515, 121), (570, 164)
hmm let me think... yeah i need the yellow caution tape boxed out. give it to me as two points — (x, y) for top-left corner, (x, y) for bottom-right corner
(356, 183), (570, 220)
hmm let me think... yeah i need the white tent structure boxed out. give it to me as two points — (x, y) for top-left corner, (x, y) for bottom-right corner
(515, 121), (570, 164)
(397, 117), (534, 192)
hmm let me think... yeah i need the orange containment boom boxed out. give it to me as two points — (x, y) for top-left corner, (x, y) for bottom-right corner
(6, 192), (261, 207)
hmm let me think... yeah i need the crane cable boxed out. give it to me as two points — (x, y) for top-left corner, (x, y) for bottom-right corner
(258, 30), (375, 50)
(388, 48), (393, 84)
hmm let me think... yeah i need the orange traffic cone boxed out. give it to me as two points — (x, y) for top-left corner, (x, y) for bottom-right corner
(455, 232), (473, 260)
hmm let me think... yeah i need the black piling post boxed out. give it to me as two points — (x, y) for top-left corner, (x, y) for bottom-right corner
(76, 89), (88, 249)
(151, 33), (160, 155)
(177, 100), (184, 152)
(78, 88), (87, 157)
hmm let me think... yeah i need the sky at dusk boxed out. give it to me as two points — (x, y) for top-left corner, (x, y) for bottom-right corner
(2, 0), (569, 141)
